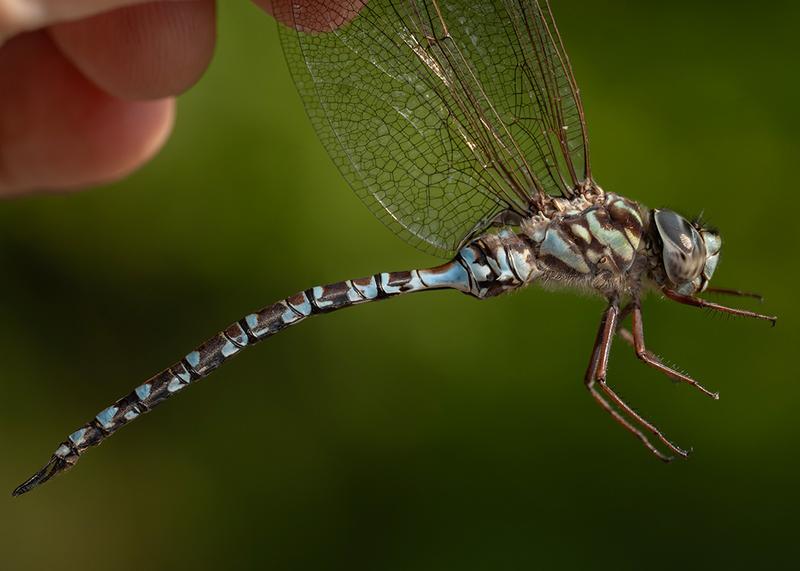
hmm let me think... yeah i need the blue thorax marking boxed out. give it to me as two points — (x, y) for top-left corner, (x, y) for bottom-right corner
(540, 228), (590, 273)
(586, 210), (634, 263)
(570, 224), (591, 244)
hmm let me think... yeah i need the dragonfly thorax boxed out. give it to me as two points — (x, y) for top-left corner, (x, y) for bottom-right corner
(511, 192), (649, 298)
(462, 193), (723, 303)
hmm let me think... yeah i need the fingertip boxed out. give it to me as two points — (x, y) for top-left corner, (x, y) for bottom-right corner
(255, 0), (366, 33)
(0, 32), (176, 195)
(50, 0), (216, 100)
(84, 97), (176, 189)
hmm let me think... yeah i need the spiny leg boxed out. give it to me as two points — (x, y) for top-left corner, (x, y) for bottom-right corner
(595, 305), (688, 458)
(584, 302), (674, 462)
(704, 287), (763, 302)
(596, 379), (688, 459)
(617, 327), (679, 380)
(616, 304), (719, 400)
(663, 289), (776, 325)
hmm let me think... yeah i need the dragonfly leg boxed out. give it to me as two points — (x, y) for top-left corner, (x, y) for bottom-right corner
(663, 288), (776, 325)
(584, 302), (678, 461)
(616, 304), (719, 400)
(704, 287), (764, 302)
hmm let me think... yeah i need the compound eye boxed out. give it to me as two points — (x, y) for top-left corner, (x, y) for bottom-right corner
(654, 210), (706, 284)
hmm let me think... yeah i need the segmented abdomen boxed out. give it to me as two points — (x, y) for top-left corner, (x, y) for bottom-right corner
(18, 265), (480, 494)
(14, 230), (538, 495)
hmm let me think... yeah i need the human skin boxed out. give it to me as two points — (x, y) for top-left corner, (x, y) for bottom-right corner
(0, 0), (363, 196)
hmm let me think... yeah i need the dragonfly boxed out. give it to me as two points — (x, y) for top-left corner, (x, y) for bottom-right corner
(13, 0), (776, 496)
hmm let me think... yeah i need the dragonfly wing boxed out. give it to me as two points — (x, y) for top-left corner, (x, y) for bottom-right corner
(277, 0), (592, 257)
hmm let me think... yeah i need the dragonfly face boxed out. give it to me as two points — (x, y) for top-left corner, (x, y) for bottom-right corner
(651, 209), (721, 295)
(698, 228), (722, 291)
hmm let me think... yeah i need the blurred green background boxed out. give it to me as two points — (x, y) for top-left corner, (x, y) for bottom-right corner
(2, 1), (798, 568)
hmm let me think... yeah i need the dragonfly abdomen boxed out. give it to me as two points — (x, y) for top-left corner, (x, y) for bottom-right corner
(13, 238), (538, 496)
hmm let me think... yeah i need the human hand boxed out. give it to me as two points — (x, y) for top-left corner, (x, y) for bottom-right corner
(0, 0), (362, 196)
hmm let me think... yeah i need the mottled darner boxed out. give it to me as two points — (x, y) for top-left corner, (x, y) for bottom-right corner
(13, 0), (776, 496)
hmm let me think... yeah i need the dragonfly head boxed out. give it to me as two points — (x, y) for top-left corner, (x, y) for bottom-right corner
(651, 209), (721, 295)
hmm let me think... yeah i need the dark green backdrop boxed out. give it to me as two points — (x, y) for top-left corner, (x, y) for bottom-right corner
(3, 1), (798, 569)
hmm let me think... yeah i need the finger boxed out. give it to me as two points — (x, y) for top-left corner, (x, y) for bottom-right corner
(255, 0), (366, 33)
(50, 0), (215, 100)
(0, 0), (190, 43)
(0, 32), (174, 195)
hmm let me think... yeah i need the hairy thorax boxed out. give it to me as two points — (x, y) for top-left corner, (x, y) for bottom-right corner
(454, 189), (651, 300)
(520, 190), (649, 298)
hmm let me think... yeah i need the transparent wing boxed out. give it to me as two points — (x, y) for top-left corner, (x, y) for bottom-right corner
(277, 0), (592, 257)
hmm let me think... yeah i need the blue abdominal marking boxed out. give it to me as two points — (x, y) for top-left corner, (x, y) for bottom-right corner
(135, 383), (151, 400)
(221, 341), (240, 358)
(54, 444), (71, 458)
(345, 283), (364, 302)
(68, 428), (86, 446)
(485, 249), (514, 282)
(226, 324), (249, 346)
(418, 261), (469, 289)
(288, 294), (313, 316)
(311, 287), (333, 309)
(280, 305), (303, 323)
(185, 351), (201, 370)
(95, 406), (119, 429)
(460, 246), (493, 282)
(353, 277), (378, 299)
(174, 364), (191, 383)
(167, 377), (185, 393)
